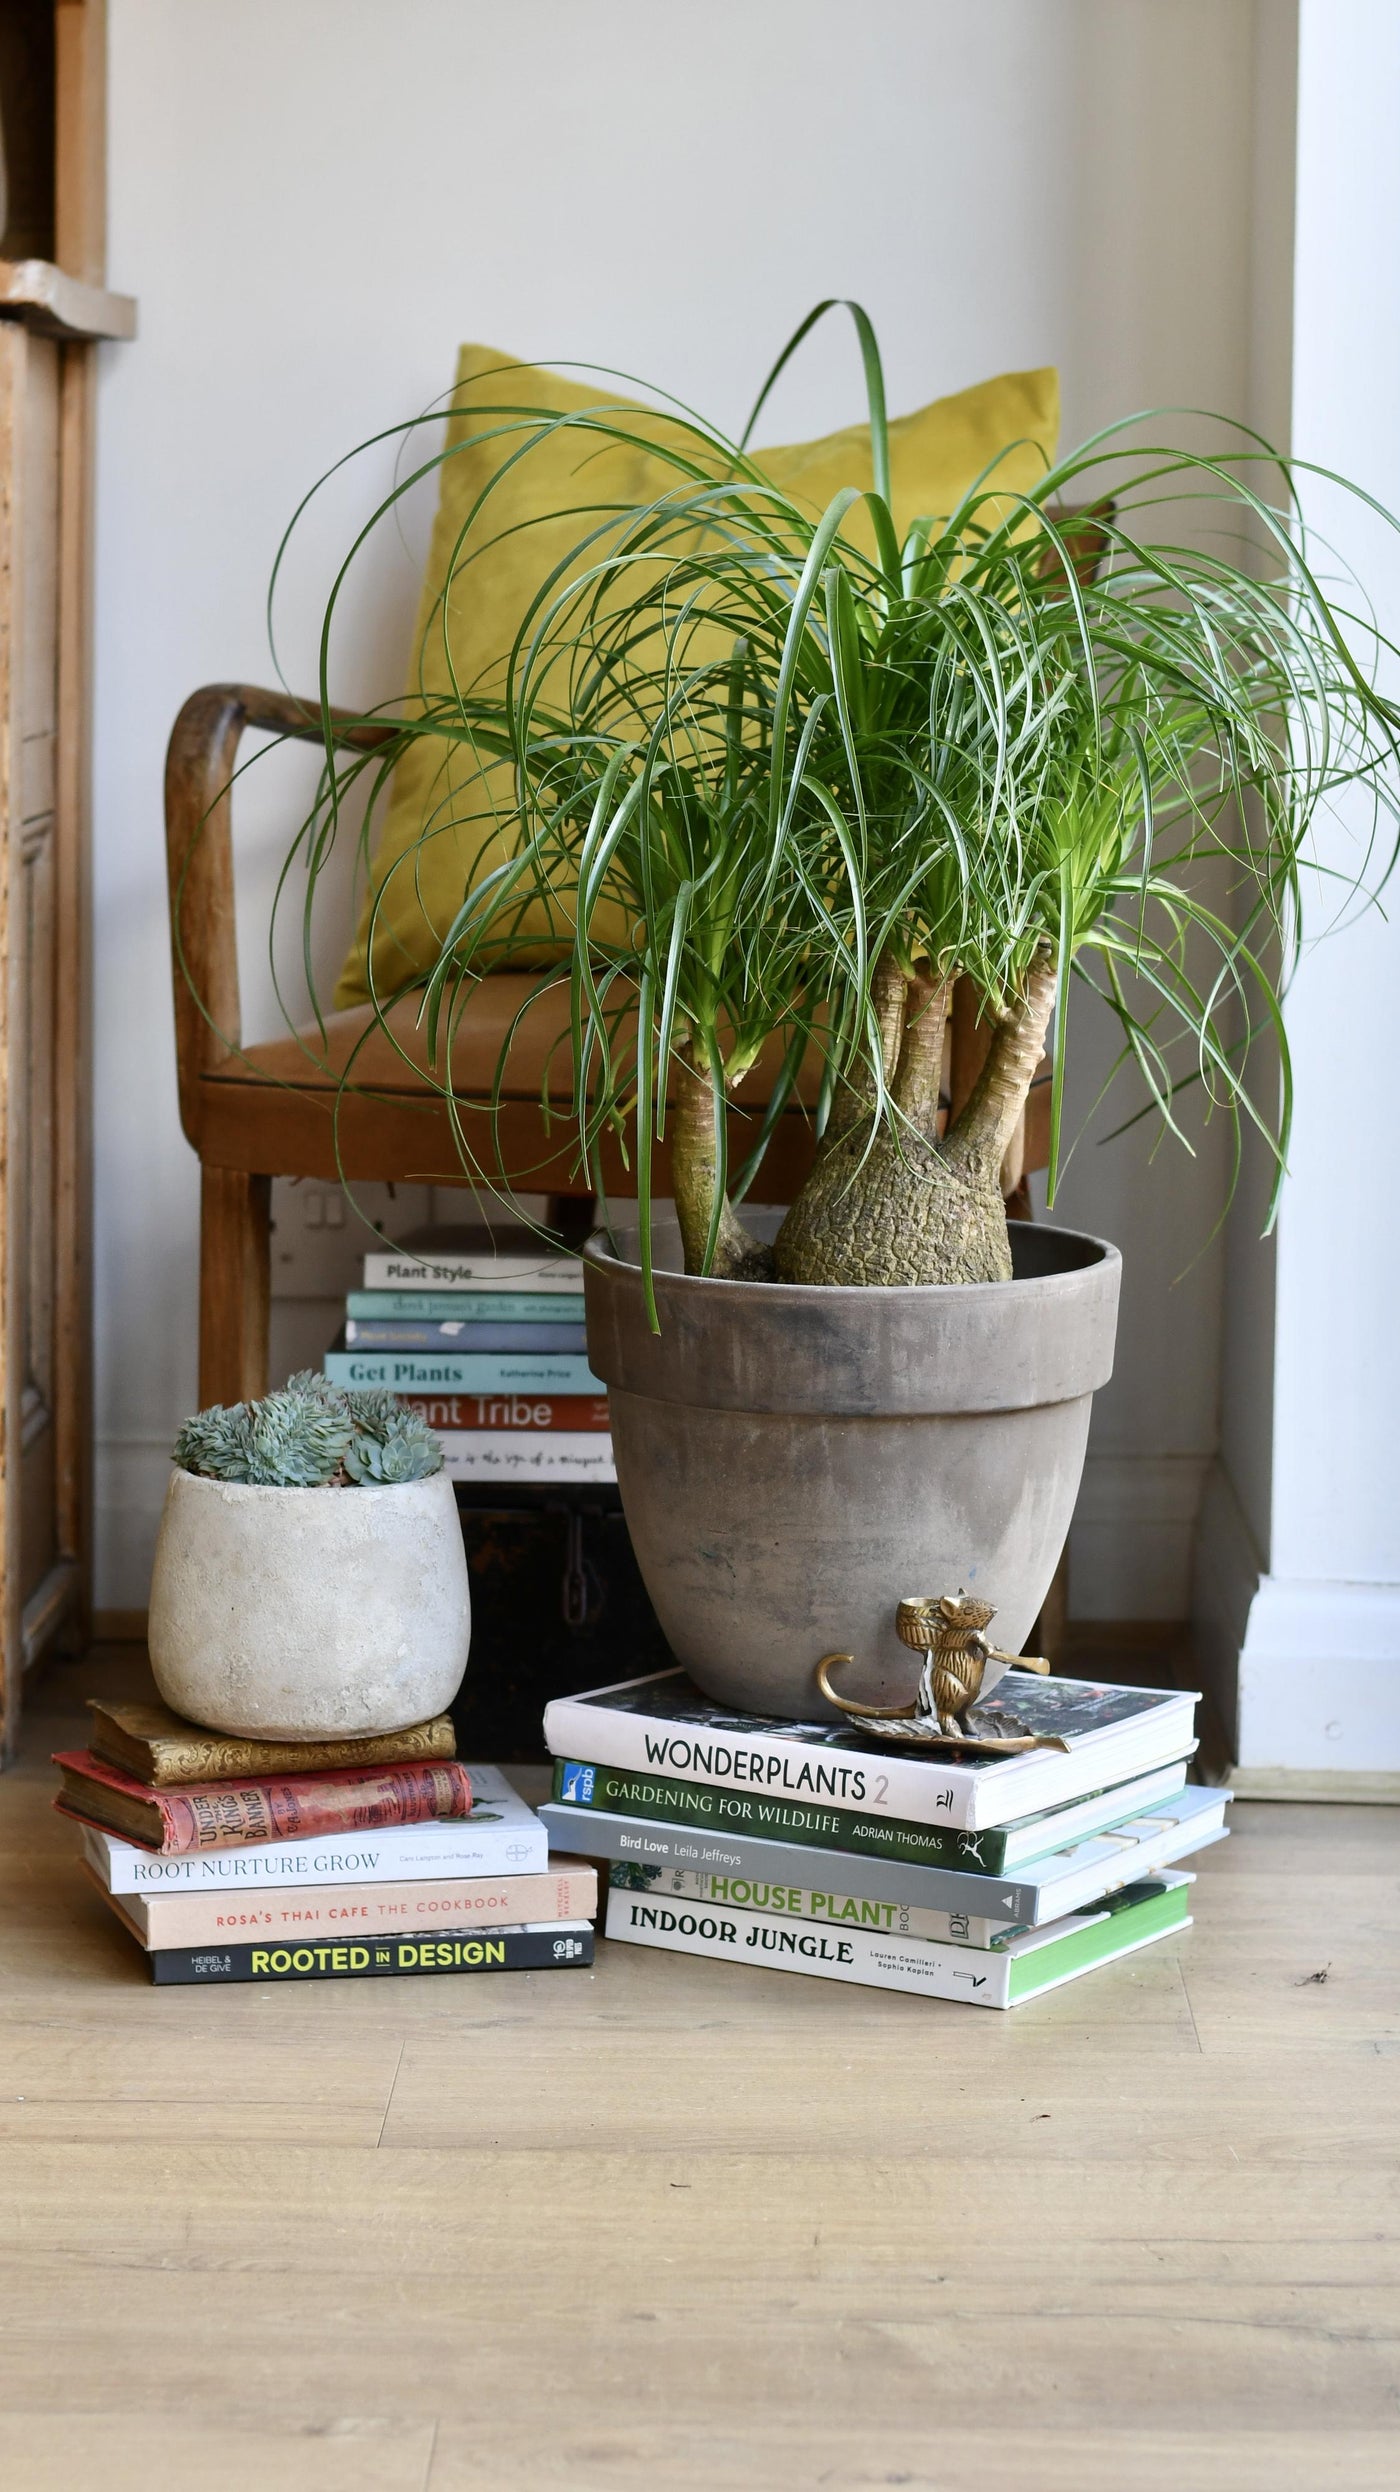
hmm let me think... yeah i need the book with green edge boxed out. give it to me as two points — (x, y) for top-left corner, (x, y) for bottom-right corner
(604, 1873), (1193, 2008)
(550, 1756), (1191, 1875)
(1004, 1876), (1189, 2001)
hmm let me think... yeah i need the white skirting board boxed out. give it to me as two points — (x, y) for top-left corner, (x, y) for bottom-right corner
(1226, 1766), (1400, 1802)
(1235, 1603), (1400, 1779)
(1194, 1460), (1400, 1784)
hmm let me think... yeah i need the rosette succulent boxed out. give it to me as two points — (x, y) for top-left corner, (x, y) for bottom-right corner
(173, 1372), (443, 1486)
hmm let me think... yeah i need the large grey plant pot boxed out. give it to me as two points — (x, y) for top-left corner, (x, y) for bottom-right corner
(583, 1214), (1120, 1720)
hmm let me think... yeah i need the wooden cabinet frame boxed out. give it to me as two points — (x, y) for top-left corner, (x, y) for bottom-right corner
(0, 0), (134, 1759)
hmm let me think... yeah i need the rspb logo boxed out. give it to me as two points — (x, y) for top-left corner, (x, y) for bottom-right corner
(552, 1935), (586, 1961)
(559, 1763), (596, 1804)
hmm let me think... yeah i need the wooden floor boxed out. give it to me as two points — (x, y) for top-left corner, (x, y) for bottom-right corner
(1, 1648), (1397, 2492)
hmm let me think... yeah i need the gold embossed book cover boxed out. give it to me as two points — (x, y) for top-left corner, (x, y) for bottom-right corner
(86, 1697), (455, 1787)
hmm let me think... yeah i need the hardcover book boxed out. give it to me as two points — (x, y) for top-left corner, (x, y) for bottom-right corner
(362, 1252), (581, 1292)
(401, 1393), (609, 1433)
(541, 1776), (1217, 1926)
(545, 1759), (1192, 1877)
(544, 1669), (1198, 1832)
(612, 1790), (1227, 1946)
(54, 1750), (472, 1854)
(324, 1347), (603, 1393)
(80, 1763), (548, 1890)
(349, 1291), (585, 1322)
(604, 1873), (1192, 2007)
(109, 1915), (595, 1986)
(614, 1863), (1023, 1949)
(91, 1856), (598, 1950)
(438, 1433), (615, 1484)
(344, 1319), (589, 1353)
(85, 1697), (456, 1789)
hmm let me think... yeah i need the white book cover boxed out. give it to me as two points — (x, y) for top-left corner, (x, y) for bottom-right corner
(363, 1252), (581, 1292)
(545, 1669), (1199, 1833)
(438, 1432), (616, 1483)
(80, 1762), (549, 1892)
(605, 1873), (1193, 2008)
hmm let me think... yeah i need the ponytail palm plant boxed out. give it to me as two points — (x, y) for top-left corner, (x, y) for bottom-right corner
(281, 303), (1400, 1300)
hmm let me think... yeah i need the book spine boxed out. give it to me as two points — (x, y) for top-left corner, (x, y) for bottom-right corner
(604, 1888), (1014, 2006)
(90, 1715), (457, 1788)
(438, 1434), (615, 1483)
(543, 1692), (986, 1827)
(137, 1864), (599, 1950)
(538, 1801), (1041, 1919)
(324, 1350), (603, 1391)
(345, 1320), (589, 1352)
(348, 1292), (586, 1322)
(149, 1760), (473, 1854)
(83, 1817), (552, 1892)
(362, 1256), (580, 1292)
(400, 1392), (610, 1433)
(147, 1922), (595, 1986)
(626, 1867), (1021, 1948)
(548, 1760), (1011, 1872)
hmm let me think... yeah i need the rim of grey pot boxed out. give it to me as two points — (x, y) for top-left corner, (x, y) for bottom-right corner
(583, 1214), (1122, 1418)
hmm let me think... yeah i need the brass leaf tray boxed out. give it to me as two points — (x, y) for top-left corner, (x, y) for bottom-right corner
(850, 1713), (1070, 1757)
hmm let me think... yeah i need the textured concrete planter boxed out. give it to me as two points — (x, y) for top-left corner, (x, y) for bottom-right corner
(148, 1468), (471, 1739)
(584, 1215), (1120, 1719)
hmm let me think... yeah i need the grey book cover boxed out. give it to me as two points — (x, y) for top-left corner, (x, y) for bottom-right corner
(540, 1802), (1043, 1921)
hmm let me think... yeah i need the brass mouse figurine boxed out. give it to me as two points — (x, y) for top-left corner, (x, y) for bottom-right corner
(817, 1591), (1061, 1752)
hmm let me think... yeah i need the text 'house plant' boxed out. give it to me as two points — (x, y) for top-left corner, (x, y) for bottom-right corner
(260, 304), (1399, 1715)
(149, 1375), (470, 1739)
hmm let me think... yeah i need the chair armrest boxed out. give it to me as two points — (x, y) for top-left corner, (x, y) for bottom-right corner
(164, 684), (394, 1146)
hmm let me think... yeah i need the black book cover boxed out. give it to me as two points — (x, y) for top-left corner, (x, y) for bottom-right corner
(145, 1923), (593, 1986)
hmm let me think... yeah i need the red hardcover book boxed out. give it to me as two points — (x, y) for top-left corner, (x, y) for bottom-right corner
(402, 1392), (609, 1432)
(52, 1749), (472, 1855)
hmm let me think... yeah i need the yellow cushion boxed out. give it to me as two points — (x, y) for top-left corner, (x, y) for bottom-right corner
(334, 348), (1059, 1008)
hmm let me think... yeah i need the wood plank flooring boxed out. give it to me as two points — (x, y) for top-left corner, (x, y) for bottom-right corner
(1, 1647), (1396, 2490)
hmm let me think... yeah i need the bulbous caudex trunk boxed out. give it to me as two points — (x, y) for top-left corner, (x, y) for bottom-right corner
(666, 949), (1057, 1288)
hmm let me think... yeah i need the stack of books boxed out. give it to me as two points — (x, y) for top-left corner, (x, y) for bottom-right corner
(540, 1669), (1227, 2009)
(59, 1698), (596, 1986)
(323, 1241), (614, 1485)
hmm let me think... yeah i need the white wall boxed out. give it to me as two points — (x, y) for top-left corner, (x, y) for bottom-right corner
(1198, 0), (1400, 1773)
(94, 0), (1267, 1609)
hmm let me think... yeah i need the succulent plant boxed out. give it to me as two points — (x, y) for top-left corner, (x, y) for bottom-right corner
(174, 1373), (443, 1486)
(342, 1403), (443, 1484)
(172, 1405), (256, 1481)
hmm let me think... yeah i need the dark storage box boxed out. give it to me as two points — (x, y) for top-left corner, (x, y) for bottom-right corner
(450, 1482), (670, 1762)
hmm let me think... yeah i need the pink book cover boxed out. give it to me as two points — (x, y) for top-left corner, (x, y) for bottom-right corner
(53, 1749), (472, 1855)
